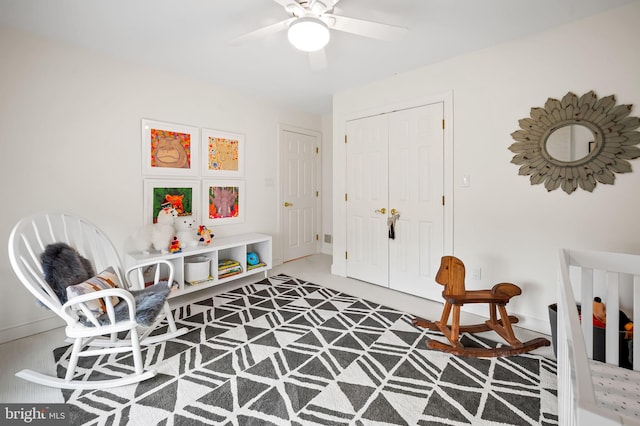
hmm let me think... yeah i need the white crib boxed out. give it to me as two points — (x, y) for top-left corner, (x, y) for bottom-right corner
(557, 248), (640, 425)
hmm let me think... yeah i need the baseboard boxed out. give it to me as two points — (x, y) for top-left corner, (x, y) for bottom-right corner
(318, 270), (552, 337)
(0, 315), (65, 344)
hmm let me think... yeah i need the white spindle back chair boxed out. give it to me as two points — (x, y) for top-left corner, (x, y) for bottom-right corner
(8, 211), (188, 389)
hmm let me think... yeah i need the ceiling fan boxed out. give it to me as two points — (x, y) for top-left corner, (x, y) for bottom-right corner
(229, 0), (408, 68)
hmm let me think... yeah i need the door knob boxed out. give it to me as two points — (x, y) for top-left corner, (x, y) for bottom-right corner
(391, 208), (398, 215)
(375, 208), (386, 214)
(284, 202), (293, 207)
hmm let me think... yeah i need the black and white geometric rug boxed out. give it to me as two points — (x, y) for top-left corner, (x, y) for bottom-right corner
(54, 274), (558, 425)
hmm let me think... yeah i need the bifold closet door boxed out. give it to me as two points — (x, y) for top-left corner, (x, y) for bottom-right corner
(345, 114), (389, 287)
(346, 103), (445, 299)
(388, 103), (444, 300)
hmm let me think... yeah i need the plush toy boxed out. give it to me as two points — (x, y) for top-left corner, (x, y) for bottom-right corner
(593, 297), (607, 328)
(247, 252), (259, 266)
(169, 236), (181, 253)
(592, 297), (634, 334)
(591, 296), (634, 369)
(197, 225), (213, 245)
(132, 205), (177, 254)
(625, 321), (634, 340)
(175, 216), (198, 248)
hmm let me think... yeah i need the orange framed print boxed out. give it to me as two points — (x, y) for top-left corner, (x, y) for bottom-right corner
(202, 180), (244, 225)
(201, 129), (244, 177)
(142, 119), (199, 176)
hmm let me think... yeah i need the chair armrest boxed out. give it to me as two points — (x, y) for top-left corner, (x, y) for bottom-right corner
(124, 259), (175, 291)
(60, 288), (136, 327)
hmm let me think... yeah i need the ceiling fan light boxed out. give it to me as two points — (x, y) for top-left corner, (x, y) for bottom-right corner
(287, 17), (330, 52)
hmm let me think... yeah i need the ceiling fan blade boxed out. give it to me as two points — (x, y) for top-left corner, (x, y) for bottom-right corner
(270, 0), (307, 16)
(308, 48), (328, 71)
(228, 18), (296, 45)
(271, 0), (298, 8)
(325, 14), (407, 41)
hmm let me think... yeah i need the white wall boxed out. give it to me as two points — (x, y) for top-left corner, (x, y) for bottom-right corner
(332, 3), (640, 333)
(0, 26), (322, 342)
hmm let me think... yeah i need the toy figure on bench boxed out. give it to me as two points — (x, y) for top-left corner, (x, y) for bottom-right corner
(413, 255), (551, 357)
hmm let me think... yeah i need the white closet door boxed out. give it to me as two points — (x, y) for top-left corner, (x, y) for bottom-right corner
(388, 103), (444, 300)
(346, 114), (389, 287)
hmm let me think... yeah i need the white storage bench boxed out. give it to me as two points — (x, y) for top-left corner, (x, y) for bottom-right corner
(125, 233), (272, 297)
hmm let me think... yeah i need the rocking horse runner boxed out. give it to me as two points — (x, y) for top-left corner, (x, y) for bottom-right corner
(413, 256), (550, 357)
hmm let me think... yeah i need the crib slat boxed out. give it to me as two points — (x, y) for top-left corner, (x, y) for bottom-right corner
(581, 268), (594, 359)
(605, 272), (620, 365)
(634, 275), (640, 371)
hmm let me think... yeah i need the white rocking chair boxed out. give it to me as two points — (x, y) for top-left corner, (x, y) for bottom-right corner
(8, 211), (189, 389)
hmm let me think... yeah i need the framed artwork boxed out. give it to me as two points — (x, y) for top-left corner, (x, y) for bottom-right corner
(202, 180), (244, 225)
(142, 119), (199, 176)
(201, 129), (244, 177)
(143, 179), (200, 225)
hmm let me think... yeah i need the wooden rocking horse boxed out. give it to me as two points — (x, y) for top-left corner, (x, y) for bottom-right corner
(412, 256), (550, 357)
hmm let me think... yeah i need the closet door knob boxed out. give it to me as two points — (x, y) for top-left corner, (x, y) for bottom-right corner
(284, 202), (293, 207)
(375, 208), (386, 214)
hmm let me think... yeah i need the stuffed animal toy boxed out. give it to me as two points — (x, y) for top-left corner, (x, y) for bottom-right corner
(247, 252), (259, 266)
(625, 321), (634, 340)
(132, 205), (178, 254)
(593, 297), (607, 328)
(175, 216), (198, 248)
(591, 296), (634, 368)
(169, 236), (181, 253)
(592, 296), (634, 333)
(197, 225), (213, 245)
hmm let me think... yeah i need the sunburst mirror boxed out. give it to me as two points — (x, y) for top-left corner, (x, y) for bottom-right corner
(508, 91), (640, 194)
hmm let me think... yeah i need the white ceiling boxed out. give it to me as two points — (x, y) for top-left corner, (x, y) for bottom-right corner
(0, 0), (635, 114)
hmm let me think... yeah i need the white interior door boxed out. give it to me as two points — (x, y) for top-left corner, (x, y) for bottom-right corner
(388, 103), (444, 300)
(281, 128), (319, 262)
(345, 103), (445, 298)
(345, 114), (389, 286)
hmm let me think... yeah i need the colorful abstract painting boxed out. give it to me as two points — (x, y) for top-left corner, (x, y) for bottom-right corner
(202, 180), (244, 225)
(152, 187), (193, 222)
(150, 129), (191, 169)
(207, 137), (239, 172)
(201, 129), (244, 177)
(208, 185), (239, 218)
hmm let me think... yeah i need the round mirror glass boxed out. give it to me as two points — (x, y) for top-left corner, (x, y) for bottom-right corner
(545, 124), (595, 162)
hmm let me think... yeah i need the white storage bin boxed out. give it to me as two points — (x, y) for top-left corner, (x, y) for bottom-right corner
(184, 256), (210, 283)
